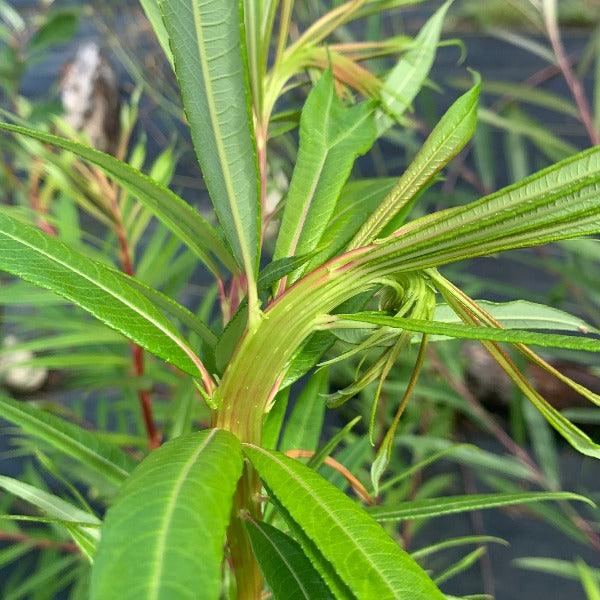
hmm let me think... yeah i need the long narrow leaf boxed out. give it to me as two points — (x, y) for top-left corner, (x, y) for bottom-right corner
(159, 0), (260, 283)
(335, 313), (600, 352)
(0, 211), (208, 381)
(275, 70), (376, 283)
(353, 77), (480, 246)
(244, 444), (445, 600)
(91, 429), (243, 600)
(0, 395), (135, 485)
(0, 123), (234, 277)
(370, 491), (594, 522)
(379, 1), (451, 126)
(244, 518), (332, 600)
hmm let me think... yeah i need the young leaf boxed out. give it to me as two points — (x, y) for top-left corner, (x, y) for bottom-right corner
(0, 395), (135, 485)
(0, 211), (209, 381)
(335, 313), (600, 353)
(370, 491), (594, 522)
(433, 300), (598, 334)
(243, 444), (445, 600)
(274, 70), (377, 283)
(0, 123), (235, 277)
(378, 0), (451, 127)
(361, 144), (600, 271)
(244, 518), (332, 600)
(91, 429), (243, 600)
(351, 77), (480, 246)
(411, 535), (509, 560)
(159, 0), (260, 283)
(307, 178), (396, 269)
(308, 416), (361, 469)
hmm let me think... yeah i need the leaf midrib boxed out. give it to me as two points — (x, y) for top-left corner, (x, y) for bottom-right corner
(148, 429), (218, 600)
(191, 0), (255, 277)
(246, 445), (399, 595)
(249, 521), (312, 599)
(0, 225), (202, 377)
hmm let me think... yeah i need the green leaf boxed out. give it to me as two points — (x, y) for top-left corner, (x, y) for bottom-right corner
(515, 557), (600, 583)
(362, 144), (600, 271)
(280, 369), (328, 452)
(0, 476), (99, 560)
(370, 491), (594, 522)
(139, 0), (174, 68)
(353, 77), (480, 246)
(308, 416), (361, 469)
(266, 496), (353, 599)
(336, 313), (600, 352)
(27, 10), (79, 55)
(578, 560), (600, 600)
(244, 518), (332, 600)
(0, 211), (208, 379)
(308, 178), (396, 269)
(0, 123), (234, 278)
(378, 1), (451, 127)
(0, 395), (135, 485)
(258, 254), (315, 293)
(159, 0), (260, 282)
(91, 429), (243, 600)
(274, 70), (376, 283)
(412, 535), (509, 560)
(434, 300), (598, 334)
(244, 444), (445, 600)
(433, 547), (486, 585)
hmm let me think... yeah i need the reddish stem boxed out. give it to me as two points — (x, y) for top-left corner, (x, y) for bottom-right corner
(108, 180), (160, 450)
(28, 159), (56, 237)
(545, 10), (600, 145)
(0, 530), (79, 554)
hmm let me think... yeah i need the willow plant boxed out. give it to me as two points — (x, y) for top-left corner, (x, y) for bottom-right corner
(0, 0), (600, 598)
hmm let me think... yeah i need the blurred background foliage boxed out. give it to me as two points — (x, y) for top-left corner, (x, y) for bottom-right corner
(0, 1), (599, 598)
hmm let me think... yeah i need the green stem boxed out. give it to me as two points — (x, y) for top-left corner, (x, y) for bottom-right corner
(226, 464), (263, 600)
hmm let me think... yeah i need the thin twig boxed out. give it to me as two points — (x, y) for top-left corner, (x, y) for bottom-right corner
(0, 530), (79, 554)
(285, 449), (374, 505)
(543, 1), (600, 145)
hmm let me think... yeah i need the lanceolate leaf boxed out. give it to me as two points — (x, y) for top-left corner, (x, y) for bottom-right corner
(436, 279), (600, 458)
(0, 123), (234, 277)
(280, 369), (328, 452)
(352, 78), (480, 247)
(308, 178), (396, 269)
(268, 495), (354, 599)
(244, 445), (445, 600)
(361, 144), (600, 272)
(378, 0), (451, 128)
(275, 70), (377, 283)
(335, 313), (600, 352)
(91, 430), (243, 600)
(139, 0), (174, 68)
(0, 476), (99, 560)
(159, 0), (260, 281)
(244, 518), (332, 600)
(433, 300), (598, 334)
(0, 395), (135, 485)
(0, 211), (207, 379)
(369, 491), (594, 522)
